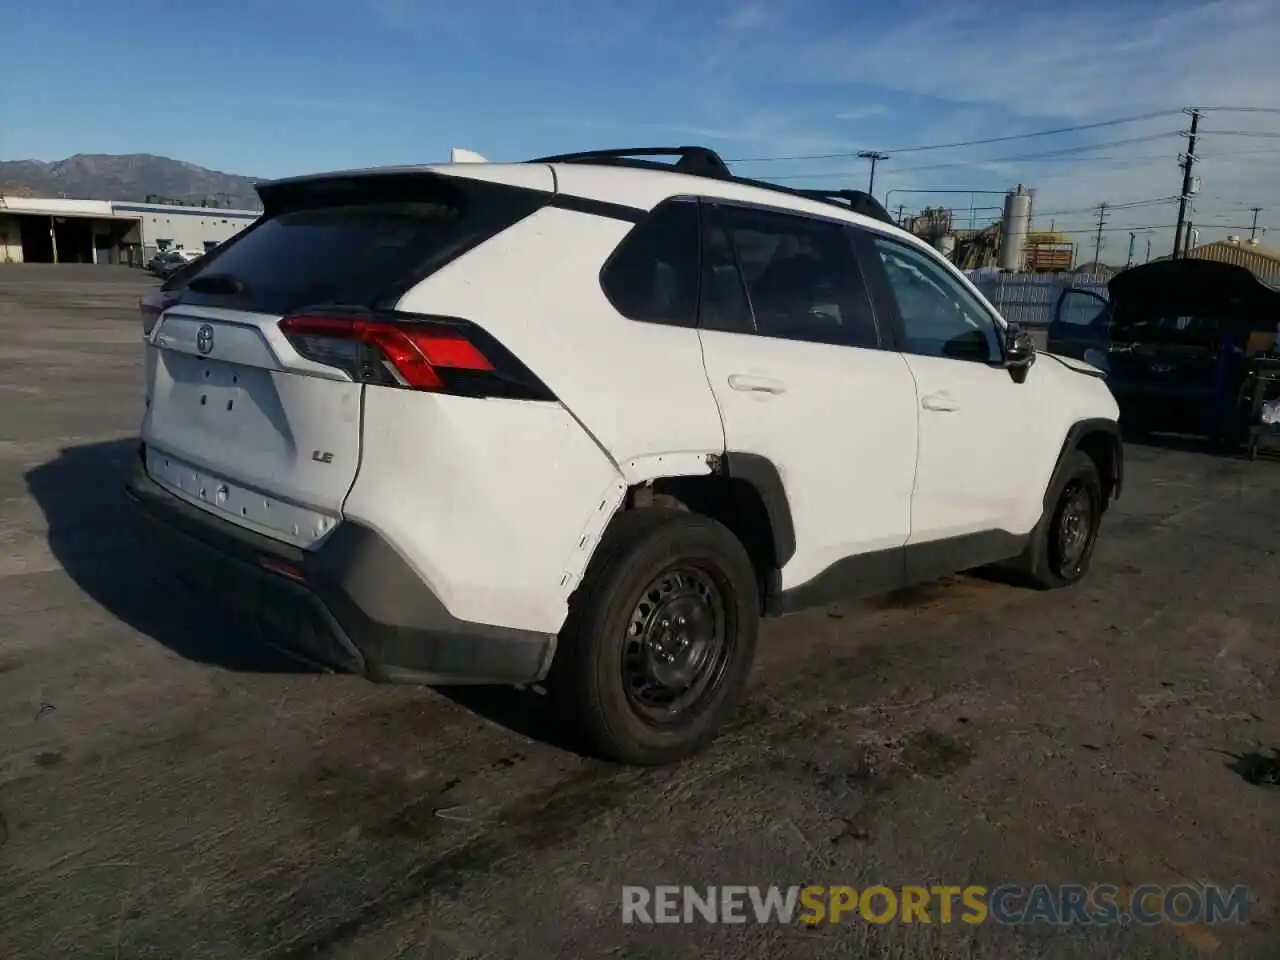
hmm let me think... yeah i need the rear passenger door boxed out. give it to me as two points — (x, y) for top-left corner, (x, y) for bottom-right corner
(696, 202), (920, 598)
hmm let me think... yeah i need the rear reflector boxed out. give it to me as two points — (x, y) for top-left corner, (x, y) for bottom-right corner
(261, 556), (306, 582)
(278, 312), (554, 401)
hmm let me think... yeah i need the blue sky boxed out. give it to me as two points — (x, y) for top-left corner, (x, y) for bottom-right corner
(4, 0), (1278, 256)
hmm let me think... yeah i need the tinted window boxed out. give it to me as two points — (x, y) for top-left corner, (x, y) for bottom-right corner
(713, 205), (878, 348)
(601, 200), (700, 327)
(872, 236), (1003, 363)
(170, 176), (546, 315)
(699, 211), (754, 334)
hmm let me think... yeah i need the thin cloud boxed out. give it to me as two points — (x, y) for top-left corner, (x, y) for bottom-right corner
(835, 105), (890, 122)
(723, 1), (772, 31)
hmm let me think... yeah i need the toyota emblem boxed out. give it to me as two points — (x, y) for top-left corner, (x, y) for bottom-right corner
(196, 323), (215, 355)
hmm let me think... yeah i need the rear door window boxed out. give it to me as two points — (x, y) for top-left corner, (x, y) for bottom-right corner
(710, 203), (880, 348)
(169, 175), (549, 315)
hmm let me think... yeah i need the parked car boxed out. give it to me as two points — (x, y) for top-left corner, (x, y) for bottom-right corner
(149, 248), (204, 279)
(128, 146), (1122, 765)
(1048, 258), (1280, 440)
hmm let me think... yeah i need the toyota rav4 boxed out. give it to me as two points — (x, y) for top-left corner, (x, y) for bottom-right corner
(128, 146), (1122, 765)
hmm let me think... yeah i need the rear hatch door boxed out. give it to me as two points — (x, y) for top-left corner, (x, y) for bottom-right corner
(143, 167), (554, 546)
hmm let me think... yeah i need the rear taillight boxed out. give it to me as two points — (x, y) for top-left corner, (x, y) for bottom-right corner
(140, 290), (179, 337)
(278, 313), (555, 401)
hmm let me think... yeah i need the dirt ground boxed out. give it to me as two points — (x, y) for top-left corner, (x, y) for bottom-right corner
(0, 264), (1276, 960)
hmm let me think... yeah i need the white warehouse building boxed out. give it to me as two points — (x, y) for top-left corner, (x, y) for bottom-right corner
(0, 194), (260, 267)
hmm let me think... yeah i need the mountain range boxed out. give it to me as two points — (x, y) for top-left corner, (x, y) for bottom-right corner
(0, 154), (262, 210)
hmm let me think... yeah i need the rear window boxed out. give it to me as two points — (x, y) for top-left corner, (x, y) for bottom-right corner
(169, 175), (548, 315)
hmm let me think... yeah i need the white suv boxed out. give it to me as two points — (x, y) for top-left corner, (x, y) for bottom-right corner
(128, 147), (1122, 765)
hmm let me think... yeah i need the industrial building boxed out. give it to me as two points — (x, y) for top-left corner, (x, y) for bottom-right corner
(1180, 237), (1280, 283)
(0, 195), (259, 267)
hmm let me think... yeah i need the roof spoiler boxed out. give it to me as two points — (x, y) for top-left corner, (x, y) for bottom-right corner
(528, 146), (895, 225)
(450, 148), (489, 164)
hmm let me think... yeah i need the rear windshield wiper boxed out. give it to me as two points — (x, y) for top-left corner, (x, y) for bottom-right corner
(186, 273), (248, 295)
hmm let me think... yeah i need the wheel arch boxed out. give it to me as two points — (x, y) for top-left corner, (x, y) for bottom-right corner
(573, 451), (796, 616)
(1046, 418), (1123, 510)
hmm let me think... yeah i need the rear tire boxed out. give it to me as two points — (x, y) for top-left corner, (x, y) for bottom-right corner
(552, 508), (759, 765)
(1013, 450), (1104, 590)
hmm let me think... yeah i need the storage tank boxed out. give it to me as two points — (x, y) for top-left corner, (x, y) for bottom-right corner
(934, 234), (957, 260)
(1000, 185), (1033, 271)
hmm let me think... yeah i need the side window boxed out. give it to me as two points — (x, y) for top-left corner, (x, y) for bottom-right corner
(1056, 288), (1110, 326)
(600, 199), (700, 327)
(699, 208), (754, 334)
(871, 236), (1003, 363)
(710, 204), (880, 348)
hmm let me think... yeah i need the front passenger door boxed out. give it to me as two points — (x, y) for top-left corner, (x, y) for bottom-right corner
(862, 234), (1051, 560)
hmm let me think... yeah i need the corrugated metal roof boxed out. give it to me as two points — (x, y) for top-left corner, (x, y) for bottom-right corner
(1186, 240), (1280, 275)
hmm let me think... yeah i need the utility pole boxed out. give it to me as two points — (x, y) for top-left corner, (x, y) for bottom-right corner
(895, 204), (905, 226)
(1145, 236), (1152, 263)
(1093, 202), (1108, 265)
(1250, 206), (1263, 239)
(857, 151), (889, 196)
(1172, 107), (1201, 259)
(1126, 231), (1136, 268)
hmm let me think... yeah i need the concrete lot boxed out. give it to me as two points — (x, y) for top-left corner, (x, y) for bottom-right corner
(0, 264), (1276, 960)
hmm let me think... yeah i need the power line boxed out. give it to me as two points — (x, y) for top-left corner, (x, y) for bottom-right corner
(1201, 106), (1280, 114)
(765, 133), (1181, 182)
(883, 132), (1180, 175)
(1201, 130), (1280, 138)
(1031, 196), (1179, 219)
(724, 109), (1184, 163)
(764, 142), (1280, 183)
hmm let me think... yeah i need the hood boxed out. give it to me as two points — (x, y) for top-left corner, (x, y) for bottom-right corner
(1108, 258), (1280, 333)
(1043, 352), (1106, 378)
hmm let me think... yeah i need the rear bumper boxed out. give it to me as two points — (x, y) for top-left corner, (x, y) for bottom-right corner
(125, 450), (556, 685)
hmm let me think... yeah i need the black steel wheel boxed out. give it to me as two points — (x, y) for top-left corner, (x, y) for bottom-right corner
(621, 565), (733, 724)
(1015, 450), (1104, 590)
(1049, 479), (1097, 580)
(552, 508), (759, 766)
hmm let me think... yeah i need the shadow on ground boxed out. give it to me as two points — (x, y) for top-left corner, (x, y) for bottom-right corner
(25, 438), (302, 674)
(24, 438), (589, 754)
(1221, 748), (1280, 787)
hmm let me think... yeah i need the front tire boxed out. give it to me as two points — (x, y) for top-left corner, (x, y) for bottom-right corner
(552, 508), (759, 765)
(1016, 450), (1104, 590)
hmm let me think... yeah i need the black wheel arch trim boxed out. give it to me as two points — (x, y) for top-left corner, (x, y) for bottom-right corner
(721, 451), (797, 568)
(1048, 418), (1124, 508)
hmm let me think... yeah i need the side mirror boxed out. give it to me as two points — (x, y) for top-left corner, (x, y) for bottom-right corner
(1004, 322), (1037, 384)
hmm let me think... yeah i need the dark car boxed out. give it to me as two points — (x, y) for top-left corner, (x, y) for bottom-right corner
(1047, 258), (1280, 438)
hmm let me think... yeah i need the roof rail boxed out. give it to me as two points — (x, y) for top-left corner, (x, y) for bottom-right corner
(530, 147), (733, 179)
(529, 145), (895, 226)
(793, 188), (895, 225)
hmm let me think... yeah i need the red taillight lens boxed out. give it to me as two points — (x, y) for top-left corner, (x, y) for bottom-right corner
(278, 313), (550, 401)
(140, 290), (179, 336)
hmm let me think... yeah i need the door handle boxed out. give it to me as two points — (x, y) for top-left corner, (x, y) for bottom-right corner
(921, 391), (960, 412)
(728, 374), (787, 395)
